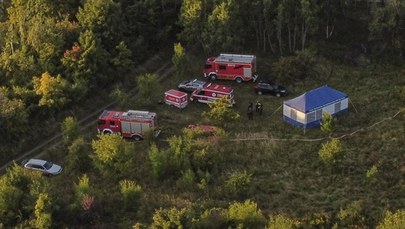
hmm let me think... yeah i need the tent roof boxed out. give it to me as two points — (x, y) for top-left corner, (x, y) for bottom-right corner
(284, 85), (347, 113)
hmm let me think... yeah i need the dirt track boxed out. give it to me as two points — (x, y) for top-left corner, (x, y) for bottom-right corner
(0, 54), (174, 173)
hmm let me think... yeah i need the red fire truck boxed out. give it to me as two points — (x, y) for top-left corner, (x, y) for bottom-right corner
(97, 110), (158, 141)
(190, 83), (235, 107)
(204, 53), (258, 83)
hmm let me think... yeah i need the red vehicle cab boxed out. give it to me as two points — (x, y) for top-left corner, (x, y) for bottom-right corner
(204, 53), (258, 83)
(190, 83), (236, 107)
(97, 110), (158, 141)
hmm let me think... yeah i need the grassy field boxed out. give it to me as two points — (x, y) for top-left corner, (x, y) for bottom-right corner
(40, 52), (404, 227)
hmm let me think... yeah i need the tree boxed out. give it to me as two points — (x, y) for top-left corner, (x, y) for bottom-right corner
(32, 72), (69, 110)
(227, 200), (266, 228)
(61, 30), (109, 95)
(267, 214), (300, 229)
(202, 96), (240, 125)
(110, 41), (134, 74)
(203, 0), (236, 54)
(376, 209), (405, 229)
(178, 0), (204, 46)
(136, 73), (162, 108)
(320, 112), (334, 135)
(65, 137), (92, 175)
(31, 193), (52, 229)
(91, 134), (135, 177)
(172, 43), (186, 79)
(1, 0), (65, 84)
(0, 87), (28, 142)
(369, 0), (405, 61)
(148, 143), (167, 178)
(61, 116), (80, 145)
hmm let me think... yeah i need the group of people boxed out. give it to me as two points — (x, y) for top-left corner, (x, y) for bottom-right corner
(247, 101), (263, 120)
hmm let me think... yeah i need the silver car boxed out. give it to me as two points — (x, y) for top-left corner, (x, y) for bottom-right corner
(22, 159), (63, 176)
(178, 79), (207, 92)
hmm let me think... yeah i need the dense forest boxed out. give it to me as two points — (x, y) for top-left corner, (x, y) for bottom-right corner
(0, 0), (404, 228)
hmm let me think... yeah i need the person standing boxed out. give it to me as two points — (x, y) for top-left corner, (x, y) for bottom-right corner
(256, 101), (263, 115)
(247, 102), (253, 120)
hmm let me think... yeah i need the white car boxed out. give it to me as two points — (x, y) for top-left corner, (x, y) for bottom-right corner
(22, 159), (63, 176)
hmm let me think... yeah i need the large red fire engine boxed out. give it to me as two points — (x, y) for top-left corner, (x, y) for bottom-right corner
(204, 53), (258, 83)
(97, 110), (158, 141)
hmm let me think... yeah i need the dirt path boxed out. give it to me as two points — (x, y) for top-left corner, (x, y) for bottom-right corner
(0, 54), (174, 173)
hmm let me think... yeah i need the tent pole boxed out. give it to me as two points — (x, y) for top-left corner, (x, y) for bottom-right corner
(349, 99), (358, 113)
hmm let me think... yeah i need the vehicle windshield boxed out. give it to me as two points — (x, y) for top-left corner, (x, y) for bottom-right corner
(43, 162), (53, 169)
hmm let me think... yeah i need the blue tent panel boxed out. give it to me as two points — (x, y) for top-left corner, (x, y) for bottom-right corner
(284, 85), (348, 113)
(283, 115), (321, 128)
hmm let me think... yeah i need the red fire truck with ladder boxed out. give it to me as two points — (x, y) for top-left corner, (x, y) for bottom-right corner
(204, 53), (258, 83)
(97, 110), (159, 141)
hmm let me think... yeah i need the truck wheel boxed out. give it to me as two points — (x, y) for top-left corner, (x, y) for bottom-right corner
(235, 77), (243, 84)
(103, 130), (112, 134)
(132, 135), (142, 141)
(210, 74), (217, 81)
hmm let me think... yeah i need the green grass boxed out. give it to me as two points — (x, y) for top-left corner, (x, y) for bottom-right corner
(40, 53), (405, 227)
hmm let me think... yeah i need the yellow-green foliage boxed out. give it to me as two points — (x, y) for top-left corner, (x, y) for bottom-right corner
(202, 96), (240, 124)
(267, 214), (300, 229)
(376, 210), (405, 229)
(366, 165), (378, 178)
(119, 180), (142, 209)
(225, 170), (252, 194)
(318, 138), (343, 164)
(227, 200), (266, 228)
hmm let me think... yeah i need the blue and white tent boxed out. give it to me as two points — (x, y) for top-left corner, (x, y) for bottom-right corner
(283, 85), (348, 128)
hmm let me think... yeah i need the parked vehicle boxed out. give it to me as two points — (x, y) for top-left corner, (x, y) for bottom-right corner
(22, 159), (62, 176)
(178, 79), (207, 92)
(204, 53), (258, 83)
(254, 80), (288, 97)
(190, 83), (236, 106)
(97, 110), (158, 141)
(164, 89), (188, 108)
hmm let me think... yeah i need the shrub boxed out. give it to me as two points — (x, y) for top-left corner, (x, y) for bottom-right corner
(148, 143), (167, 178)
(225, 170), (252, 196)
(267, 214), (300, 229)
(151, 207), (192, 229)
(119, 180), (142, 210)
(227, 200), (266, 228)
(318, 138), (343, 164)
(366, 165), (379, 179)
(202, 96), (240, 125)
(61, 116), (80, 145)
(176, 169), (196, 190)
(376, 209), (405, 229)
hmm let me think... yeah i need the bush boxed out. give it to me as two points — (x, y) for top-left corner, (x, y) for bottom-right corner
(227, 200), (266, 228)
(318, 138), (343, 164)
(267, 214), (300, 229)
(119, 180), (142, 210)
(225, 170), (252, 197)
(376, 209), (405, 229)
(151, 207), (192, 229)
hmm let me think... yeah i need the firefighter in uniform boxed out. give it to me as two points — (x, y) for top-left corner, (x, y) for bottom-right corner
(247, 102), (253, 120)
(255, 101), (263, 115)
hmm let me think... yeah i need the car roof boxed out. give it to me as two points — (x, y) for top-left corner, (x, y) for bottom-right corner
(27, 159), (47, 166)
